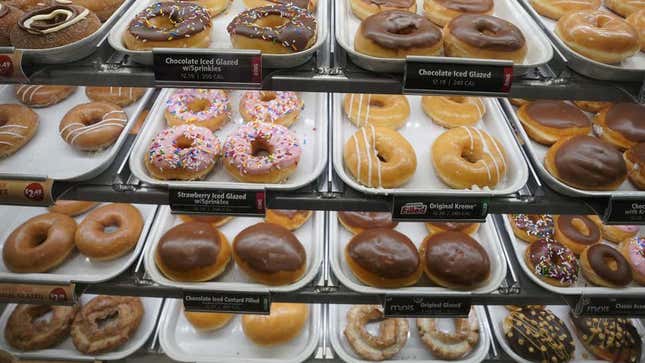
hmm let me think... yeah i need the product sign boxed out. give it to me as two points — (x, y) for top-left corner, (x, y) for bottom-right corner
(384, 295), (471, 317)
(0, 179), (53, 206)
(391, 196), (488, 221)
(604, 198), (645, 224)
(573, 296), (645, 317)
(184, 291), (271, 314)
(169, 188), (266, 216)
(0, 282), (75, 305)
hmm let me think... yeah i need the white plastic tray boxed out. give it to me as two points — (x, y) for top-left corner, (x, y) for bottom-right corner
(0, 85), (152, 181)
(0, 295), (163, 361)
(330, 213), (507, 295)
(0, 203), (157, 284)
(330, 305), (490, 363)
(159, 298), (320, 363)
(144, 206), (323, 292)
(130, 89), (327, 190)
(333, 94), (528, 196)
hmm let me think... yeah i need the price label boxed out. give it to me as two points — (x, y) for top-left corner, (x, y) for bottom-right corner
(604, 198), (645, 224)
(184, 291), (271, 314)
(573, 296), (645, 317)
(170, 188), (266, 216)
(0, 49), (28, 82)
(384, 296), (471, 317)
(392, 196), (488, 221)
(0, 179), (53, 206)
(0, 282), (74, 305)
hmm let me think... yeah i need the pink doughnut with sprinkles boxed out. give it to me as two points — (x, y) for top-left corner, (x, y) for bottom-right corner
(145, 124), (221, 181)
(620, 236), (645, 285)
(239, 91), (304, 127)
(223, 121), (302, 183)
(164, 89), (231, 131)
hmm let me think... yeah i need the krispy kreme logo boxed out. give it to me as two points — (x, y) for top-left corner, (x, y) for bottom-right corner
(400, 202), (427, 215)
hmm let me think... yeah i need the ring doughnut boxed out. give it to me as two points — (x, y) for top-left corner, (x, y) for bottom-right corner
(517, 100), (591, 145)
(605, 0), (645, 17)
(424, 0), (493, 26)
(165, 89), (231, 131)
(580, 243), (632, 287)
(351, 0), (416, 20)
(620, 236), (645, 285)
(239, 91), (303, 127)
(15, 85), (76, 108)
(48, 200), (98, 216)
(530, 0), (600, 19)
(343, 94), (410, 130)
(344, 305), (408, 361)
(573, 100), (612, 113)
(593, 103), (645, 151)
(524, 239), (579, 287)
(5, 304), (78, 351)
(627, 9), (645, 51)
(417, 308), (480, 360)
(422, 96), (486, 128)
(0, 104), (39, 158)
(589, 214), (639, 243)
(59, 101), (128, 151)
(554, 215), (601, 255)
(508, 214), (554, 243)
(85, 87), (146, 107)
(243, 0), (316, 11)
(624, 142), (645, 190)
(510, 98), (532, 107)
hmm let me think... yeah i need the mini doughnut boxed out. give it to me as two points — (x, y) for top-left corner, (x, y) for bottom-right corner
(177, 0), (232, 17)
(344, 305), (408, 361)
(265, 209), (313, 231)
(417, 308), (480, 360)
(165, 89), (231, 131)
(554, 215), (600, 255)
(184, 310), (234, 331)
(0, 4), (23, 46)
(338, 211), (398, 234)
(620, 236), (645, 285)
(5, 304), (78, 351)
(627, 9), (645, 51)
(242, 303), (308, 345)
(593, 103), (645, 151)
(424, 0), (493, 26)
(508, 214), (554, 243)
(178, 214), (233, 228)
(524, 239), (579, 287)
(0, 103), (39, 158)
(517, 100), (591, 145)
(530, 0), (600, 19)
(624, 142), (645, 190)
(425, 222), (480, 236)
(350, 0), (415, 20)
(580, 243), (632, 287)
(86, 87), (146, 107)
(240, 91), (303, 127)
(422, 96), (486, 128)
(54, 0), (124, 21)
(244, 0), (316, 11)
(15, 85), (76, 108)
(605, 0), (645, 17)
(343, 94), (410, 130)
(48, 200), (98, 216)
(59, 101), (128, 151)
(573, 100), (612, 113)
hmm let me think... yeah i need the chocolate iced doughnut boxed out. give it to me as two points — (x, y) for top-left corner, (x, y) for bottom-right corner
(569, 313), (642, 362)
(434, 0), (492, 12)
(525, 239), (579, 287)
(425, 222), (480, 236)
(338, 211), (398, 234)
(625, 142), (645, 189)
(351, 0), (416, 20)
(581, 244), (632, 287)
(554, 215), (600, 255)
(526, 101), (590, 128)
(594, 103), (645, 150)
(127, 2), (211, 43)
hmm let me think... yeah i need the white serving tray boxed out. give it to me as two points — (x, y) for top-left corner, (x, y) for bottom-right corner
(0, 85), (152, 181)
(332, 94), (528, 196)
(130, 89), (327, 191)
(488, 305), (645, 363)
(330, 305), (490, 363)
(0, 295), (163, 361)
(108, 0), (328, 67)
(329, 213), (507, 295)
(144, 206), (323, 292)
(159, 298), (320, 363)
(0, 203), (157, 284)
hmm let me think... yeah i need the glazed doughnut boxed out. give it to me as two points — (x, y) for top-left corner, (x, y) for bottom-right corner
(345, 228), (423, 288)
(242, 303), (308, 345)
(123, 2), (211, 51)
(588, 214), (639, 243)
(593, 103), (645, 151)
(59, 101), (128, 151)
(627, 9), (645, 51)
(10, 5), (101, 48)
(71, 296), (144, 354)
(517, 100), (591, 145)
(183, 310), (234, 331)
(85, 87), (146, 107)
(0, 104), (38, 158)
(417, 308), (480, 360)
(227, 5), (317, 53)
(580, 243), (632, 287)
(444, 14), (527, 62)
(573, 100), (612, 113)
(424, 0), (493, 26)
(3, 213), (77, 273)
(420, 231), (490, 289)
(425, 222), (479, 236)
(606, 0), (645, 17)
(524, 239), (579, 286)
(243, 0), (316, 11)
(15, 85), (76, 108)
(624, 142), (645, 189)
(545, 135), (627, 191)
(343, 94), (410, 130)
(222, 121), (301, 183)
(239, 91), (303, 127)
(432, 126), (507, 189)
(509, 98), (531, 107)
(233, 222), (306, 285)
(338, 211), (398, 234)
(422, 96), (486, 128)
(265, 209), (312, 231)
(344, 305), (408, 361)
(555, 10), (639, 64)
(355, 10), (443, 58)
(350, 0), (415, 20)
(155, 222), (231, 282)
(508, 214), (554, 243)
(569, 314), (642, 362)
(48, 200), (98, 216)
(344, 124), (417, 188)
(53, 0), (123, 21)
(530, 0), (600, 19)
(5, 304), (78, 351)
(165, 89), (231, 131)
(554, 215), (600, 255)
(178, 214), (233, 228)
(145, 125), (221, 181)
(620, 236), (645, 285)
(177, 0), (231, 17)
(0, 4), (23, 46)
(74, 203), (144, 260)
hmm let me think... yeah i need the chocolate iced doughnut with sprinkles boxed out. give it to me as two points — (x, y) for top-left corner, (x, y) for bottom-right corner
(525, 239), (579, 287)
(244, 0), (317, 12)
(59, 101), (127, 151)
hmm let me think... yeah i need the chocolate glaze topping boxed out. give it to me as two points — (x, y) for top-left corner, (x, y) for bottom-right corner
(424, 231), (490, 286)
(265, 0), (313, 10)
(128, 2), (211, 42)
(628, 143), (645, 164)
(557, 215), (599, 245)
(569, 313), (642, 363)
(427, 222), (475, 231)
(234, 222), (305, 273)
(587, 244), (632, 286)
(347, 228), (419, 278)
(554, 136), (627, 188)
(157, 222), (220, 270)
(605, 103), (645, 142)
(448, 14), (525, 51)
(435, 0), (493, 13)
(339, 211), (398, 229)
(360, 0), (415, 7)
(361, 10), (442, 49)
(526, 101), (590, 128)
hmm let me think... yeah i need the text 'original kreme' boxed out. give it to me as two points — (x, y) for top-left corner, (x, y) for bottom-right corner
(418, 69), (494, 79)
(430, 202), (477, 210)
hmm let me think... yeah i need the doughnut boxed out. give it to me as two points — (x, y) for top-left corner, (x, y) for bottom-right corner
(74, 203), (144, 260)
(627, 9), (645, 51)
(265, 209), (312, 231)
(424, 0), (493, 26)
(517, 100), (591, 145)
(504, 305), (545, 311)
(417, 308), (479, 360)
(227, 5), (317, 54)
(421, 96), (486, 128)
(606, 0), (645, 17)
(184, 310), (234, 332)
(344, 305), (408, 361)
(71, 296), (144, 354)
(432, 126), (507, 189)
(351, 0), (415, 20)
(573, 100), (612, 113)
(155, 222), (231, 282)
(343, 94), (410, 130)
(243, 0), (316, 11)
(233, 222), (306, 285)
(343, 124), (417, 188)
(425, 222), (479, 236)
(524, 239), (579, 286)
(123, 2), (211, 51)
(165, 89), (231, 131)
(569, 313), (642, 362)
(555, 10), (639, 64)
(530, 0), (600, 19)
(3, 212), (77, 273)
(355, 10), (443, 58)
(593, 103), (645, 151)
(545, 135), (627, 191)
(580, 243), (632, 287)
(444, 14), (527, 62)
(554, 215), (600, 255)
(345, 228), (422, 288)
(420, 231), (490, 289)
(0, 104), (38, 158)
(59, 101), (128, 151)
(0, 4), (23, 46)
(176, 0), (231, 17)
(48, 200), (98, 216)
(338, 211), (398, 234)
(145, 124), (221, 181)
(588, 214), (639, 243)
(509, 98), (532, 107)
(15, 85), (76, 108)
(53, 0), (123, 21)
(624, 142), (645, 189)
(508, 214), (554, 243)
(242, 303), (308, 345)
(222, 121), (301, 183)
(10, 5), (101, 48)
(620, 236), (645, 285)
(178, 214), (233, 228)
(239, 91), (303, 127)
(4, 0), (48, 11)
(85, 87), (146, 107)
(4, 304), (78, 351)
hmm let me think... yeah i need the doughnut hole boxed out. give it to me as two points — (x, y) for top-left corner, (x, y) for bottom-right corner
(448, 96), (467, 104)
(149, 16), (176, 30)
(369, 99), (385, 108)
(461, 148), (481, 164)
(604, 255), (619, 272)
(175, 135), (194, 149)
(101, 215), (121, 234)
(252, 138), (274, 157)
(29, 227), (49, 247)
(260, 91), (277, 102)
(31, 306), (54, 324)
(95, 310), (119, 329)
(254, 15), (289, 28)
(388, 23), (417, 35)
(571, 218), (591, 237)
(187, 98), (211, 113)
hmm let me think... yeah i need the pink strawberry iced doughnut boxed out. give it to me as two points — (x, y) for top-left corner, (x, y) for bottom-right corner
(223, 121), (302, 183)
(620, 236), (645, 285)
(164, 89), (231, 131)
(145, 124), (221, 180)
(239, 91), (303, 127)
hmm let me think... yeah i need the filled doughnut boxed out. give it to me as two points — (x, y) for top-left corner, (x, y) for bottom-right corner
(580, 243), (632, 287)
(344, 305), (408, 361)
(605, 0), (645, 17)
(593, 103), (645, 151)
(184, 310), (234, 331)
(55, 0), (123, 21)
(165, 89), (231, 131)
(350, 0), (415, 20)
(243, 0), (316, 11)
(554, 215), (600, 255)
(530, 0), (600, 19)
(5, 304), (78, 351)
(15, 85), (76, 108)
(48, 200), (98, 216)
(338, 211), (398, 234)
(517, 100), (591, 145)
(573, 100), (612, 113)
(524, 239), (578, 286)
(59, 101), (128, 151)
(417, 308), (480, 360)
(422, 96), (486, 128)
(508, 214), (554, 243)
(624, 142), (645, 189)
(178, 214), (233, 228)
(424, 0), (493, 26)
(240, 91), (303, 127)
(569, 314), (642, 362)
(343, 94), (410, 130)
(620, 236), (645, 285)
(85, 87), (146, 107)
(627, 9), (645, 51)
(177, 0), (232, 17)
(0, 104), (38, 158)
(265, 209), (312, 230)
(425, 222), (479, 236)
(0, 4), (23, 45)
(242, 303), (308, 345)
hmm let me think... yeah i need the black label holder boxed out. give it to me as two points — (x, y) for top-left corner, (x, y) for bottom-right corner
(604, 196), (645, 225)
(391, 196), (489, 222)
(183, 290), (271, 315)
(572, 295), (645, 317)
(169, 187), (266, 216)
(383, 295), (472, 318)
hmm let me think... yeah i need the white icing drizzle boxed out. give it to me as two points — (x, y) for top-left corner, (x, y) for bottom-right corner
(16, 85), (43, 104)
(360, 126), (373, 187)
(351, 132), (361, 180)
(0, 141), (14, 146)
(60, 110), (126, 145)
(356, 94), (364, 128)
(363, 95), (371, 127)
(56, 0), (73, 4)
(23, 8), (89, 35)
(371, 124), (382, 187)
(472, 127), (499, 184)
(347, 94), (354, 117)
(0, 124), (30, 148)
(0, 131), (24, 138)
(460, 126), (491, 182)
